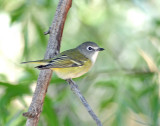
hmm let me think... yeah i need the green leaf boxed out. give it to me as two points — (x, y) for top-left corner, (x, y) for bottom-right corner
(63, 116), (74, 126)
(95, 80), (117, 89)
(0, 82), (31, 107)
(10, 3), (27, 23)
(41, 96), (59, 126)
(100, 94), (115, 110)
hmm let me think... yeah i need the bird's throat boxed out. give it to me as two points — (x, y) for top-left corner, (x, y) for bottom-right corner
(91, 52), (98, 64)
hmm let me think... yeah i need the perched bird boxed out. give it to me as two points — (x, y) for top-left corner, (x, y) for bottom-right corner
(22, 41), (104, 79)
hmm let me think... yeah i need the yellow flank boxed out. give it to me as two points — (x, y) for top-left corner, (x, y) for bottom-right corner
(52, 60), (92, 79)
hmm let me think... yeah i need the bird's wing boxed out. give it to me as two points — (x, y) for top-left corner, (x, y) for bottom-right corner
(35, 54), (85, 69)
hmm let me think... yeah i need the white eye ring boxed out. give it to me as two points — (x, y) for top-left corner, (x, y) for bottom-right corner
(87, 46), (93, 51)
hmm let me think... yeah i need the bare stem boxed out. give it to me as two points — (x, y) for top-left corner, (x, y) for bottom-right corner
(66, 79), (103, 126)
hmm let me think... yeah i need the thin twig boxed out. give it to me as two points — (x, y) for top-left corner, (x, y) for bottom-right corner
(23, 0), (72, 126)
(44, 27), (51, 35)
(66, 79), (103, 126)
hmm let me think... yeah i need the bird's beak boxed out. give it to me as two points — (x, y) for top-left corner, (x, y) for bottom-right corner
(97, 48), (104, 51)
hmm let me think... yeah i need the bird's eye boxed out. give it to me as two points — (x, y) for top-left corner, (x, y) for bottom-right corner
(87, 46), (93, 51)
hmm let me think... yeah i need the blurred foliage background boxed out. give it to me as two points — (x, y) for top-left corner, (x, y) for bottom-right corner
(0, 0), (160, 126)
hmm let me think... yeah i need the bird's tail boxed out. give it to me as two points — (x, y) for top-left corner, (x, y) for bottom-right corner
(21, 60), (52, 70)
(21, 60), (48, 65)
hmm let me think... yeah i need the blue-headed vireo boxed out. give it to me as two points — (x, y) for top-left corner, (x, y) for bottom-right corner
(22, 41), (104, 79)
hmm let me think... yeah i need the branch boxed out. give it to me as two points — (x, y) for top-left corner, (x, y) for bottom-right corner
(66, 79), (103, 126)
(23, 0), (72, 126)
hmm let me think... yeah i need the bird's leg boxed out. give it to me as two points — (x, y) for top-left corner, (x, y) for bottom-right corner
(66, 79), (79, 90)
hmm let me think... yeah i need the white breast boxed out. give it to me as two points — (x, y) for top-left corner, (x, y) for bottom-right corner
(91, 52), (99, 64)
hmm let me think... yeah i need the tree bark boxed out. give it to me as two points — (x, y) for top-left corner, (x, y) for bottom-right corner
(23, 0), (72, 126)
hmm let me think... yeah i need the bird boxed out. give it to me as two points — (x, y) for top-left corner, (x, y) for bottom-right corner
(22, 41), (104, 79)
